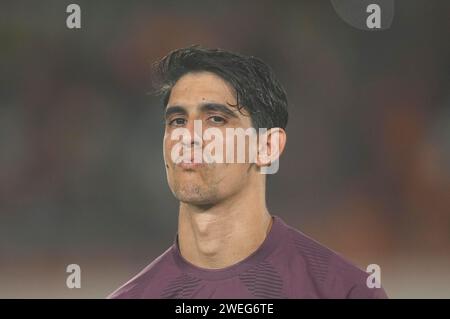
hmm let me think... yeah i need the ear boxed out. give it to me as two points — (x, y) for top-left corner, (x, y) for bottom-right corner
(256, 128), (287, 173)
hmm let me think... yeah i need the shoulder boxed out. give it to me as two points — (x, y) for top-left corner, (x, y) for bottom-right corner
(107, 246), (177, 299)
(282, 220), (388, 298)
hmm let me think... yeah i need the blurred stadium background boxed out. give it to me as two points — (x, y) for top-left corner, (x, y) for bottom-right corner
(0, 0), (449, 298)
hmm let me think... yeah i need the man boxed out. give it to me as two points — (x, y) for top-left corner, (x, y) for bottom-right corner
(109, 46), (387, 299)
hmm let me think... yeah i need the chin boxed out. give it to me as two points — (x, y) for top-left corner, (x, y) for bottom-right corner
(173, 184), (218, 206)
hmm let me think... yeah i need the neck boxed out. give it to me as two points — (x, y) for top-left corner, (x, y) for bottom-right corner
(177, 181), (273, 269)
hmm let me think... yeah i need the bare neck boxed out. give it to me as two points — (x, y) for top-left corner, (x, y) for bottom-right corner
(177, 183), (273, 269)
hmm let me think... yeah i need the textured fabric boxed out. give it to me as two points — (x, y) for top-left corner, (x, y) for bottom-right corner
(108, 216), (388, 299)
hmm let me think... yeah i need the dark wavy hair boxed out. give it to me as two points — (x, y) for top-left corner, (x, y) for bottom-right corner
(152, 45), (288, 130)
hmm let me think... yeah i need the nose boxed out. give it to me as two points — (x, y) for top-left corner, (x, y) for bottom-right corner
(183, 119), (203, 147)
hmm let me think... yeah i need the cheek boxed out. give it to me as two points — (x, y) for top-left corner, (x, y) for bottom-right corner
(214, 163), (249, 184)
(223, 135), (257, 164)
(163, 134), (173, 162)
(211, 165), (249, 196)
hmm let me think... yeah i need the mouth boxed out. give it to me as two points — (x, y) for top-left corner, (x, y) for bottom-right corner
(176, 161), (206, 170)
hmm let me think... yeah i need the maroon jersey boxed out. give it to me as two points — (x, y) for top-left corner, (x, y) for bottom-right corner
(109, 216), (387, 299)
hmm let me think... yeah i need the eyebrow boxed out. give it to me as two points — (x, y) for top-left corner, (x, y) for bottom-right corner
(164, 105), (187, 120)
(200, 103), (239, 118)
(164, 103), (239, 120)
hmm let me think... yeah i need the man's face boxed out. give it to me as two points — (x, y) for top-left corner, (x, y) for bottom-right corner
(163, 71), (256, 206)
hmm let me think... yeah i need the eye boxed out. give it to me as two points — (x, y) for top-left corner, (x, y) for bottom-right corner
(208, 116), (226, 125)
(168, 118), (187, 127)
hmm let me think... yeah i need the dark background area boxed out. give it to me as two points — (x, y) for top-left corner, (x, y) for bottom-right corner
(0, 0), (449, 297)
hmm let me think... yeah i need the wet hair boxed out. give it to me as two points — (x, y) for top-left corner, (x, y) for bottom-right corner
(153, 45), (288, 130)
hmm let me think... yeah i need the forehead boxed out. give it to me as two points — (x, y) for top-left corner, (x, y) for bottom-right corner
(167, 71), (237, 108)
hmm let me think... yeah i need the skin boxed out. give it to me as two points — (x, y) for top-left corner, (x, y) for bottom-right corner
(163, 71), (286, 269)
